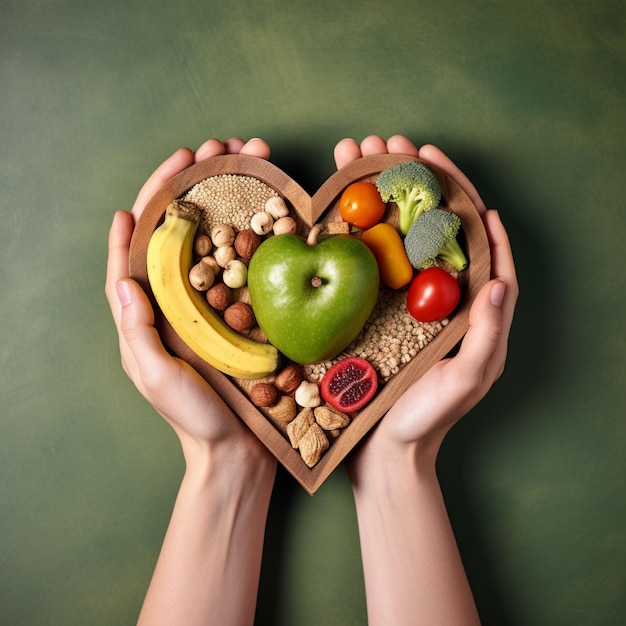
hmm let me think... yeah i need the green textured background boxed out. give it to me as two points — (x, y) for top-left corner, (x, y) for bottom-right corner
(1, 1), (624, 624)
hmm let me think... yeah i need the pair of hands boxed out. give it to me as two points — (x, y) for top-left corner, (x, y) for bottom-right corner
(105, 135), (517, 478)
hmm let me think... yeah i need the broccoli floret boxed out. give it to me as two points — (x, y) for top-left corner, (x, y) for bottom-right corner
(404, 208), (468, 272)
(376, 161), (442, 235)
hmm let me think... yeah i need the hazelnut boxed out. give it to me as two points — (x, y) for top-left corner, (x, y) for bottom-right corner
(274, 363), (303, 394)
(294, 380), (321, 408)
(266, 395), (297, 422)
(265, 196), (290, 219)
(234, 229), (261, 260)
(222, 259), (248, 289)
(193, 233), (213, 257)
(234, 284), (251, 304)
(210, 223), (235, 247)
(189, 257), (216, 291)
(249, 382), (278, 407)
(213, 245), (237, 268)
(206, 283), (233, 310)
(223, 302), (256, 332)
(201, 255), (221, 277)
(273, 216), (297, 235)
(250, 211), (274, 235)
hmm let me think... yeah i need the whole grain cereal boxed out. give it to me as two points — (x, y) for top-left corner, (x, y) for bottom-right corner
(183, 174), (279, 234)
(304, 287), (447, 384)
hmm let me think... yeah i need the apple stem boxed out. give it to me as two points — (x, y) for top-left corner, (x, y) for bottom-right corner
(306, 224), (322, 246)
(311, 277), (322, 288)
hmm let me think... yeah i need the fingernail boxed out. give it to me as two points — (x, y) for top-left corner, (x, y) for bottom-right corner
(490, 281), (506, 308)
(116, 280), (133, 307)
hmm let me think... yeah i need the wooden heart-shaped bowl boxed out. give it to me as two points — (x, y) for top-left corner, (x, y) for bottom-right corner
(129, 153), (490, 494)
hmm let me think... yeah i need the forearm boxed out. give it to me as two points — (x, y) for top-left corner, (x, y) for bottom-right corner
(137, 442), (276, 626)
(351, 445), (480, 626)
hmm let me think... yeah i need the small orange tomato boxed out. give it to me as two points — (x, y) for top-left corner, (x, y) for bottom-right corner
(361, 223), (414, 290)
(339, 181), (386, 229)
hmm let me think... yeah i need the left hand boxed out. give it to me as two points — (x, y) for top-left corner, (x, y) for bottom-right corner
(105, 138), (276, 468)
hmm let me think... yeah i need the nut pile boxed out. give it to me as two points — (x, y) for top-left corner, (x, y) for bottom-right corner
(249, 366), (352, 467)
(186, 175), (291, 335)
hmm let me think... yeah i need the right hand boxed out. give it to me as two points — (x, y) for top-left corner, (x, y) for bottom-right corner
(335, 136), (518, 472)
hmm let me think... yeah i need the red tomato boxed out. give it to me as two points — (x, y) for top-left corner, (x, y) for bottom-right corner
(339, 181), (386, 229)
(406, 267), (461, 322)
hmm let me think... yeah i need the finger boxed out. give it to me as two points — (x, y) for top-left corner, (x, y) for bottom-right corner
(105, 213), (146, 378)
(240, 138), (271, 160)
(194, 138), (227, 162)
(418, 144), (486, 213)
(223, 137), (246, 154)
(334, 138), (362, 169)
(105, 210), (134, 323)
(482, 210), (519, 359)
(452, 279), (507, 386)
(483, 210), (517, 286)
(115, 278), (174, 391)
(452, 212), (518, 386)
(360, 135), (389, 156)
(195, 137), (270, 162)
(132, 147), (196, 219)
(386, 135), (419, 157)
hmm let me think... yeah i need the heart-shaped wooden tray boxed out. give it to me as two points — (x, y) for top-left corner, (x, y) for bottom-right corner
(129, 153), (490, 494)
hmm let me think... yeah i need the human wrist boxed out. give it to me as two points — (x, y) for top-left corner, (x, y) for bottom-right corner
(349, 433), (441, 498)
(181, 432), (277, 497)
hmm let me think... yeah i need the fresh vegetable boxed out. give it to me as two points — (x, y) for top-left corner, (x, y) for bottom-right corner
(405, 267), (461, 322)
(375, 160), (441, 235)
(339, 181), (387, 229)
(361, 223), (413, 290)
(321, 357), (378, 412)
(403, 208), (468, 272)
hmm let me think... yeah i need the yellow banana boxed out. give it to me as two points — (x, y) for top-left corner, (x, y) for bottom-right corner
(147, 200), (280, 379)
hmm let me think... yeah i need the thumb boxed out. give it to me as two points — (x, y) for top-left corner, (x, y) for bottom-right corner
(453, 279), (506, 381)
(115, 278), (171, 376)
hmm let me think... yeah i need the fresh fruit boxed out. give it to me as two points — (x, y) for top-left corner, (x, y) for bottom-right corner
(147, 200), (280, 379)
(339, 181), (387, 229)
(405, 266), (460, 322)
(247, 232), (379, 364)
(321, 357), (378, 412)
(361, 222), (414, 290)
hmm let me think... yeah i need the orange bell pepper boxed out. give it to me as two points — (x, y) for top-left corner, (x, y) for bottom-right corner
(361, 223), (413, 290)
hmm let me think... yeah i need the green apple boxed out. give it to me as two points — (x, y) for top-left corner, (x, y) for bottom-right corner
(247, 234), (380, 364)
